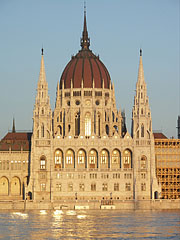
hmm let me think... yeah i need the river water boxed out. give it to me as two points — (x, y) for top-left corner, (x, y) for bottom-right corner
(0, 210), (179, 239)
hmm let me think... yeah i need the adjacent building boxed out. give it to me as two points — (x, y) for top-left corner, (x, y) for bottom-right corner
(154, 132), (180, 199)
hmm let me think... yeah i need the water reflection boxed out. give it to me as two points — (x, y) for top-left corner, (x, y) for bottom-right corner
(39, 210), (47, 215)
(0, 210), (179, 239)
(12, 212), (28, 219)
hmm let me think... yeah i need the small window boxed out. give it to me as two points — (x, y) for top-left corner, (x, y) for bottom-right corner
(114, 183), (119, 191)
(95, 100), (100, 105)
(141, 156), (147, 169)
(68, 183), (73, 192)
(66, 156), (72, 164)
(76, 100), (80, 105)
(40, 183), (46, 191)
(125, 183), (131, 191)
(91, 183), (96, 191)
(141, 173), (146, 179)
(141, 183), (146, 191)
(79, 183), (85, 192)
(102, 183), (108, 191)
(56, 183), (62, 192)
(40, 157), (46, 170)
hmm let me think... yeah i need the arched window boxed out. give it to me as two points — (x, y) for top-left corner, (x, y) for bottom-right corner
(57, 125), (62, 135)
(141, 156), (147, 169)
(40, 156), (46, 170)
(85, 112), (91, 137)
(141, 108), (143, 115)
(41, 124), (44, 138)
(47, 130), (50, 139)
(137, 130), (139, 138)
(123, 149), (132, 168)
(55, 149), (63, 169)
(65, 149), (74, 166)
(113, 125), (118, 134)
(77, 149), (86, 164)
(0, 177), (9, 195)
(112, 149), (120, 165)
(141, 124), (144, 137)
(100, 149), (109, 164)
(98, 114), (101, 136)
(11, 177), (21, 195)
(105, 125), (109, 135)
(149, 121), (151, 131)
(88, 149), (97, 168)
(112, 111), (115, 122)
(60, 112), (62, 122)
(75, 112), (80, 136)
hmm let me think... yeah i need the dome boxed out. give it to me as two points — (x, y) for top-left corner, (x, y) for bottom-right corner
(60, 10), (111, 90)
(60, 49), (111, 89)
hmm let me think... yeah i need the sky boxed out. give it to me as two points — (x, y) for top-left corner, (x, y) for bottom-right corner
(0, 0), (179, 139)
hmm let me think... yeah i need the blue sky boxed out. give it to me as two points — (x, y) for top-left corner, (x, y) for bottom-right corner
(0, 0), (179, 139)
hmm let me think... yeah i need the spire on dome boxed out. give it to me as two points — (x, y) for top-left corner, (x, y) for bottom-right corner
(81, 1), (90, 50)
(12, 117), (16, 133)
(39, 48), (46, 83)
(137, 48), (145, 83)
(140, 48), (142, 56)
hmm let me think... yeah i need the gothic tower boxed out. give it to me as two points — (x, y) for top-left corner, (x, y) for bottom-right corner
(132, 49), (160, 200)
(26, 49), (52, 201)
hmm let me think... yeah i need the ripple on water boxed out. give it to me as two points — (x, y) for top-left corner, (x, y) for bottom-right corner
(0, 210), (179, 240)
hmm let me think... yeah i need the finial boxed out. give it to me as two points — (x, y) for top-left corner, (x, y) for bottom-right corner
(140, 48), (142, 56)
(41, 47), (44, 56)
(12, 117), (16, 133)
(81, 1), (90, 50)
(84, 1), (86, 15)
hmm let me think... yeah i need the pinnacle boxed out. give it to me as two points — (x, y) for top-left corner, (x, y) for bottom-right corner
(39, 53), (47, 83)
(137, 49), (145, 84)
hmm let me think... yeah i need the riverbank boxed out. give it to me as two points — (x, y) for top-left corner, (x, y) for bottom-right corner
(0, 199), (179, 210)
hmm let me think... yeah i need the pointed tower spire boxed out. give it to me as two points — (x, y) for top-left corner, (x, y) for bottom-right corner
(81, 2), (90, 50)
(33, 48), (52, 139)
(12, 118), (16, 133)
(137, 48), (145, 83)
(132, 49), (152, 139)
(39, 48), (46, 83)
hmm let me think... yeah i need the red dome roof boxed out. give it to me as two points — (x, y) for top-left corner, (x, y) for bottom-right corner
(60, 9), (111, 90)
(60, 49), (111, 89)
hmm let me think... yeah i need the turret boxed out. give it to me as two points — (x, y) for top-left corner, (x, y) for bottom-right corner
(132, 49), (152, 139)
(33, 48), (52, 139)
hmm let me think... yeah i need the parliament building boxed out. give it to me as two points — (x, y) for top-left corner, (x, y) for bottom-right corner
(1, 9), (170, 205)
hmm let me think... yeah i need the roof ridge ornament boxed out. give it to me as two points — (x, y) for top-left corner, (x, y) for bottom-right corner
(81, 1), (90, 50)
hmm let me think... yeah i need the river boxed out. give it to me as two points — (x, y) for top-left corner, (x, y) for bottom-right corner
(0, 210), (180, 239)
